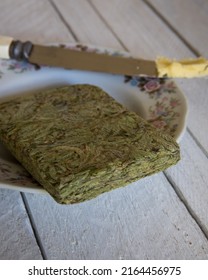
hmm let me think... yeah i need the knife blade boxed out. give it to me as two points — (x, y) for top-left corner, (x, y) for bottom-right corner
(0, 36), (208, 78)
(0, 36), (157, 77)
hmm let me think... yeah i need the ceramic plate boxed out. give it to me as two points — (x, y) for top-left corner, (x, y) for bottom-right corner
(0, 43), (188, 193)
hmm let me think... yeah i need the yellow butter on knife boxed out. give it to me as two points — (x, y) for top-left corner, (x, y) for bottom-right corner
(156, 57), (208, 78)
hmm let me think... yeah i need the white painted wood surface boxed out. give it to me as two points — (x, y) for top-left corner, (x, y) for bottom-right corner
(0, 0), (208, 259)
(147, 0), (208, 56)
(24, 172), (208, 260)
(0, 189), (42, 259)
(0, 0), (75, 44)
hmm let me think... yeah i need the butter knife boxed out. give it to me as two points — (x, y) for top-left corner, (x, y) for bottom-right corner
(0, 36), (207, 78)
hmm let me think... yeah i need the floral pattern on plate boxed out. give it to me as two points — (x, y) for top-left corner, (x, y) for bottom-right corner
(0, 59), (38, 76)
(124, 76), (182, 136)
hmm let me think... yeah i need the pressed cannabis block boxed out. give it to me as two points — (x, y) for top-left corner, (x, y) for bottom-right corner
(0, 84), (180, 204)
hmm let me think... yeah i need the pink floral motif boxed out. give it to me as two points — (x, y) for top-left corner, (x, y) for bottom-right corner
(148, 97), (180, 136)
(162, 96), (169, 102)
(156, 104), (165, 115)
(170, 98), (180, 108)
(143, 80), (161, 92)
(124, 76), (179, 100)
(123, 74), (181, 137)
(150, 119), (167, 129)
(161, 81), (176, 92)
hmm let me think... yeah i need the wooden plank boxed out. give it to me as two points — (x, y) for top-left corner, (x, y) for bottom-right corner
(0, 189), (42, 259)
(146, 0), (208, 56)
(52, 0), (123, 50)
(24, 173), (208, 259)
(0, 0), (75, 43)
(89, 0), (194, 59)
(166, 132), (208, 236)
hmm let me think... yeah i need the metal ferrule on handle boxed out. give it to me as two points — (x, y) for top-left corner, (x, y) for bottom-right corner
(0, 36), (33, 60)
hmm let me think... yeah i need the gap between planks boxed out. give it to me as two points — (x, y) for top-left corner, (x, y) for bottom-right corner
(164, 169), (208, 241)
(21, 192), (47, 259)
(49, 0), (79, 41)
(143, 0), (201, 56)
(187, 128), (208, 160)
(87, 0), (129, 51)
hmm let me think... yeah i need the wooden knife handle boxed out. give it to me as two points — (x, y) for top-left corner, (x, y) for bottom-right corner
(0, 35), (33, 60)
(0, 36), (13, 59)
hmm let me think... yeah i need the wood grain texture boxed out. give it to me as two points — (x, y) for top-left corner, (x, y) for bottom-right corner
(166, 132), (208, 236)
(146, 0), (208, 56)
(24, 173), (208, 259)
(0, 189), (42, 259)
(89, 0), (194, 59)
(52, 0), (122, 50)
(0, 0), (75, 43)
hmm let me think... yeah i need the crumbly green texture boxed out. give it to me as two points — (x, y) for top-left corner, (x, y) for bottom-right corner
(0, 84), (180, 204)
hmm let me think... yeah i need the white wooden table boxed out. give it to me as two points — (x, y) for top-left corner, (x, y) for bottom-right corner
(0, 0), (208, 260)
